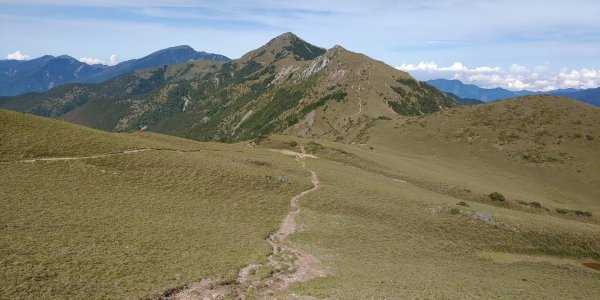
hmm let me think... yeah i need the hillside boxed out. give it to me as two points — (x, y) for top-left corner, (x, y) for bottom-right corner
(0, 33), (458, 143)
(254, 95), (600, 298)
(2, 96), (600, 298)
(0, 109), (311, 298)
(0, 46), (229, 96)
(367, 95), (600, 211)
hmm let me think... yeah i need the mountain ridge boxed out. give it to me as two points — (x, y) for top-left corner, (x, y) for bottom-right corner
(427, 78), (599, 106)
(0, 32), (458, 143)
(0, 46), (230, 96)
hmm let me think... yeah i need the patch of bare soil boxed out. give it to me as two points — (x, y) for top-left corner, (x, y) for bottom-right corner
(582, 262), (600, 271)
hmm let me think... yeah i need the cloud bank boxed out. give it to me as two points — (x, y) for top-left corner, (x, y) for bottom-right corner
(397, 62), (600, 92)
(6, 50), (30, 60)
(79, 54), (118, 66)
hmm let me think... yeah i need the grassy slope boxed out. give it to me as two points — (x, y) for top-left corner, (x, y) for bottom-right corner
(0, 110), (311, 298)
(261, 96), (600, 298)
(367, 95), (600, 213)
(1, 109), (143, 160)
(3, 94), (600, 298)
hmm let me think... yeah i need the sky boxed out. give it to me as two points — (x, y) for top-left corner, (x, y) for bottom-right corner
(1, 0), (599, 91)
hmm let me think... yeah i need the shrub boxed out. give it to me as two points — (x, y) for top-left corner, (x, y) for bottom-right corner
(488, 192), (506, 202)
(555, 207), (592, 217)
(573, 210), (592, 217)
(529, 201), (542, 208)
(289, 140), (298, 147)
(450, 208), (460, 215)
(457, 201), (469, 207)
(305, 141), (325, 154)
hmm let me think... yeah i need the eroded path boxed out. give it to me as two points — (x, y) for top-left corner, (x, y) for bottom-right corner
(166, 145), (324, 300)
(2, 148), (229, 164)
(12, 149), (154, 163)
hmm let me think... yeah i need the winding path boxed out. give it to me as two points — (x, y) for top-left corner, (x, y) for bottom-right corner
(350, 62), (372, 118)
(5, 145), (324, 298)
(350, 86), (363, 118)
(166, 145), (324, 299)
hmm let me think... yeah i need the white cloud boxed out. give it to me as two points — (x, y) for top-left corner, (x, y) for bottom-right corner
(79, 57), (104, 64)
(397, 61), (600, 91)
(7, 50), (30, 60)
(78, 54), (118, 66)
(108, 54), (118, 65)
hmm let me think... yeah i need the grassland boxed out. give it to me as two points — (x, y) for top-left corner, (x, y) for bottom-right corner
(0, 109), (311, 298)
(260, 96), (600, 298)
(2, 95), (600, 299)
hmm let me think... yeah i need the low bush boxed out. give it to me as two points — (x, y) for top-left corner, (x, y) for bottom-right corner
(555, 208), (592, 217)
(488, 192), (506, 202)
(529, 201), (542, 208)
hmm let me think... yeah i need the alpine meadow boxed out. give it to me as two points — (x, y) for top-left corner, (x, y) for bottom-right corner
(1, 1), (599, 299)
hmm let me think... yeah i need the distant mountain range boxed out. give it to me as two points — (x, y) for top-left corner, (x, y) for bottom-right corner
(0, 46), (229, 96)
(427, 79), (599, 106)
(0, 32), (458, 143)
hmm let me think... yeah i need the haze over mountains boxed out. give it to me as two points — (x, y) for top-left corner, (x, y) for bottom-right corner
(428, 78), (600, 106)
(0, 46), (229, 96)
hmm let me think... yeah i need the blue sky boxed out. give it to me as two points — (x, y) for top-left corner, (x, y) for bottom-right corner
(1, 0), (599, 91)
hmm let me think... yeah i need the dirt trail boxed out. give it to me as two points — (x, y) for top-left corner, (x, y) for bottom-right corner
(3, 148), (227, 164)
(350, 62), (372, 118)
(13, 149), (154, 163)
(350, 86), (363, 117)
(166, 145), (324, 300)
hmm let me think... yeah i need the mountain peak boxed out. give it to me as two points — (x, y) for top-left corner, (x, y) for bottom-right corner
(242, 32), (326, 63)
(264, 32), (303, 49)
(273, 31), (298, 41)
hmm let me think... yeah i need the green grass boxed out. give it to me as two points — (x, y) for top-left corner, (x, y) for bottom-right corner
(0, 110), (311, 298)
(275, 141), (600, 298)
(0, 109), (141, 160)
(263, 105), (600, 298)
(2, 95), (600, 298)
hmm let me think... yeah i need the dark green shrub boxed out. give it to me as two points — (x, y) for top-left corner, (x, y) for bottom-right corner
(529, 201), (542, 208)
(450, 208), (460, 215)
(556, 208), (568, 214)
(489, 192), (506, 202)
(457, 201), (469, 207)
(573, 210), (592, 217)
(289, 140), (298, 147)
(555, 208), (592, 217)
(305, 141), (325, 154)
